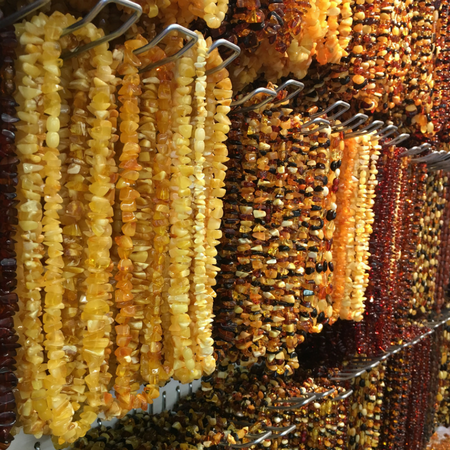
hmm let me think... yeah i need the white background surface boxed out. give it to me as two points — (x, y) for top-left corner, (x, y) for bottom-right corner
(9, 378), (202, 450)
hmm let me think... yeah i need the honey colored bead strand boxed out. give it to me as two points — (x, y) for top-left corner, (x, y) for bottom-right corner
(331, 137), (358, 320)
(139, 48), (174, 403)
(14, 14), (49, 437)
(200, 40), (231, 375)
(82, 36), (118, 416)
(114, 36), (148, 414)
(165, 49), (196, 383)
(341, 135), (373, 322)
(188, 33), (209, 380)
(59, 27), (96, 415)
(40, 12), (76, 440)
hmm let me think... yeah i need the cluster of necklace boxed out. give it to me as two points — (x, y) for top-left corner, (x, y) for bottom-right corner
(9, 13), (234, 444)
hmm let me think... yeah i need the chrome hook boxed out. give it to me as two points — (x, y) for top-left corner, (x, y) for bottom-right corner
(400, 143), (431, 157)
(301, 118), (331, 135)
(412, 151), (446, 164)
(61, 0), (142, 60)
(330, 369), (366, 381)
(272, 79), (305, 106)
(376, 125), (398, 139)
(34, 443), (41, 450)
(176, 385), (181, 403)
(267, 394), (317, 411)
(313, 388), (336, 399)
(262, 425), (297, 438)
(388, 133), (410, 146)
(0, 0), (51, 29)
(134, 24), (198, 73)
(205, 39), (241, 76)
(345, 120), (384, 138)
(189, 382), (193, 396)
(311, 100), (351, 121)
(162, 391), (167, 411)
(333, 113), (369, 132)
(334, 389), (354, 401)
(230, 87), (277, 114)
(219, 431), (273, 448)
(97, 417), (103, 427)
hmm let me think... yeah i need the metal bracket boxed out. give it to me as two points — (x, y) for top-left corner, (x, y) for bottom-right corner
(135, 24), (198, 73)
(0, 0), (51, 29)
(376, 125), (398, 139)
(301, 118), (331, 134)
(61, 0), (142, 60)
(206, 39), (241, 76)
(311, 100), (351, 121)
(333, 113), (369, 132)
(345, 120), (384, 138)
(388, 133), (410, 146)
(272, 79), (305, 106)
(230, 87), (277, 114)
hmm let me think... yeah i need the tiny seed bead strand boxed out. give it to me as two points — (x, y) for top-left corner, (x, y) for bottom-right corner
(83, 38), (118, 414)
(14, 14), (49, 438)
(114, 36), (147, 414)
(166, 50), (196, 383)
(189, 33), (209, 381)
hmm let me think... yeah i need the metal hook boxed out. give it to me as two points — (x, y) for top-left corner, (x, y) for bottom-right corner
(134, 24), (198, 73)
(189, 382), (193, 396)
(311, 100), (351, 121)
(345, 120), (384, 138)
(267, 394), (317, 411)
(330, 369), (366, 381)
(400, 143), (431, 157)
(272, 80), (305, 106)
(176, 385), (181, 403)
(230, 87), (277, 114)
(376, 125), (398, 139)
(219, 431), (273, 448)
(263, 425), (297, 438)
(412, 151), (446, 164)
(97, 417), (103, 427)
(388, 133), (410, 146)
(61, 0), (142, 60)
(313, 388), (336, 399)
(34, 443), (41, 450)
(301, 118), (331, 134)
(0, 0), (51, 29)
(334, 389), (354, 401)
(333, 113), (369, 132)
(205, 39), (241, 76)
(162, 391), (167, 411)
(149, 402), (154, 415)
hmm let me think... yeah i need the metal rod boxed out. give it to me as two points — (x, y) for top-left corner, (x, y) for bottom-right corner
(61, 0), (142, 60)
(334, 389), (354, 401)
(135, 24), (198, 73)
(345, 120), (384, 138)
(0, 0), (51, 29)
(205, 39), (241, 76)
(272, 79), (305, 106)
(230, 87), (277, 114)
(219, 431), (273, 448)
(388, 133), (410, 146)
(333, 113), (369, 132)
(301, 118), (331, 134)
(376, 125), (398, 139)
(162, 391), (167, 411)
(311, 100), (351, 120)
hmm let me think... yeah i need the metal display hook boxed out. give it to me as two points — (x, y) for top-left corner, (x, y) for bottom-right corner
(400, 143), (432, 157)
(0, 0), (51, 29)
(310, 100), (351, 121)
(206, 39), (241, 76)
(134, 24), (198, 73)
(333, 113), (369, 132)
(330, 369), (366, 381)
(219, 431), (273, 448)
(266, 394), (317, 411)
(272, 80), (305, 106)
(334, 389), (354, 401)
(247, 425), (297, 441)
(376, 125), (398, 139)
(345, 120), (384, 138)
(34, 443), (41, 450)
(388, 133), (410, 146)
(230, 87), (278, 114)
(61, 0), (142, 60)
(301, 118), (331, 135)
(412, 151), (447, 164)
